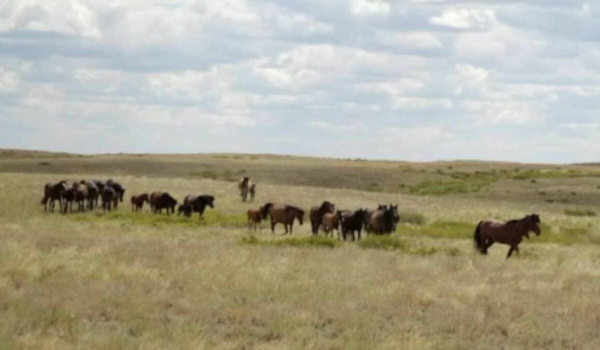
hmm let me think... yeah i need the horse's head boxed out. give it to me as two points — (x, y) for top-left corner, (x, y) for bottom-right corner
(142, 193), (149, 203)
(528, 214), (541, 236)
(322, 201), (335, 214)
(204, 195), (215, 208)
(378, 204), (388, 210)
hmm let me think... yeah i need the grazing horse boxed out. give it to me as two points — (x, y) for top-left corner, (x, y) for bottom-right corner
(474, 214), (541, 259)
(261, 203), (304, 234)
(340, 209), (369, 241)
(101, 186), (116, 212)
(177, 204), (193, 217)
(183, 195), (215, 218)
(41, 181), (68, 212)
(238, 177), (253, 202)
(150, 192), (177, 214)
(247, 207), (263, 231)
(389, 204), (400, 230)
(74, 183), (88, 212)
(131, 193), (149, 212)
(309, 201), (336, 235)
(368, 207), (396, 235)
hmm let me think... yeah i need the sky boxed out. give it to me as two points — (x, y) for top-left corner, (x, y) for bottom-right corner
(0, 0), (599, 163)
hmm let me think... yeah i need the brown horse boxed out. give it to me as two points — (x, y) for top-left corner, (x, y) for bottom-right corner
(247, 207), (263, 231)
(41, 180), (68, 212)
(261, 203), (304, 234)
(322, 210), (345, 238)
(474, 214), (541, 259)
(74, 182), (88, 212)
(150, 192), (177, 214)
(183, 195), (215, 218)
(131, 193), (149, 212)
(309, 201), (336, 235)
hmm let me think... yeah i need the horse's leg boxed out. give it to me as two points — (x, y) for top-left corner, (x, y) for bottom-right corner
(482, 239), (494, 255)
(271, 219), (276, 234)
(506, 245), (516, 259)
(290, 222), (294, 235)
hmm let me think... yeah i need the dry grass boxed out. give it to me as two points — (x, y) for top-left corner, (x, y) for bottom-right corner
(1, 152), (600, 349)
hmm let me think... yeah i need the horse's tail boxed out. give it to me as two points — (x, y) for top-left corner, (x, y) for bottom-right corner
(261, 203), (273, 219)
(474, 221), (484, 253)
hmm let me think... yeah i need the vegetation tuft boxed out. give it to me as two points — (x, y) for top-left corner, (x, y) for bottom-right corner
(240, 235), (340, 248)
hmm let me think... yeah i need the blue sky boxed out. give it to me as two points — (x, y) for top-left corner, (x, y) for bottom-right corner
(0, 0), (599, 163)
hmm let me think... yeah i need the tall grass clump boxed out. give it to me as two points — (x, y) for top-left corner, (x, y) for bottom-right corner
(564, 209), (597, 217)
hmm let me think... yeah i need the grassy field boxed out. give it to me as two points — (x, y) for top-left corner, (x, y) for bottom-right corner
(2, 150), (600, 349)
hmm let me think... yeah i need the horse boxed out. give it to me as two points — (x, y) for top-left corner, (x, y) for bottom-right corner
(150, 192), (177, 214)
(131, 193), (149, 212)
(238, 177), (252, 202)
(41, 181), (68, 212)
(474, 214), (541, 259)
(309, 201), (336, 235)
(61, 187), (76, 214)
(247, 207), (263, 231)
(101, 186), (116, 212)
(74, 182), (88, 212)
(107, 180), (126, 203)
(340, 209), (369, 241)
(183, 195), (215, 218)
(79, 181), (98, 210)
(261, 203), (304, 234)
(177, 204), (193, 217)
(389, 204), (400, 230)
(368, 206), (396, 235)
(322, 210), (345, 238)
(249, 184), (256, 202)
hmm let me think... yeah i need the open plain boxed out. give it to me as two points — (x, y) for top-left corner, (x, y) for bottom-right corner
(1, 150), (600, 349)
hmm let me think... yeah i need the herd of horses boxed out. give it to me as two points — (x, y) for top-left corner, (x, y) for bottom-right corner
(41, 176), (543, 259)
(247, 201), (399, 241)
(41, 179), (215, 218)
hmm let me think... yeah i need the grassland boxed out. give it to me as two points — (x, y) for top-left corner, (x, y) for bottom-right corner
(2, 150), (600, 349)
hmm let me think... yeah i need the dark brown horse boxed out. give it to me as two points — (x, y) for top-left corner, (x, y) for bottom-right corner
(131, 193), (149, 212)
(249, 184), (256, 202)
(107, 180), (125, 203)
(309, 201), (336, 235)
(61, 187), (76, 213)
(150, 192), (177, 214)
(247, 207), (263, 231)
(238, 177), (252, 202)
(85, 181), (99, 210)
(261, 203), (304, 234)
(101, 186), (116, 212)
(474, 214), (541, 259)
(340, 209), (369, 241)
(183, 195), (215, 218)
(368, 206), (396, 235)
(41, 180), (68, 212)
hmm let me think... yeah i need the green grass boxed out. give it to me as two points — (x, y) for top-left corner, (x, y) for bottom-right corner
(68, 209), (247, 228)
(358, 236), (462, 256)
(240, 235), (340, 248)
(564, 209), (597, 217)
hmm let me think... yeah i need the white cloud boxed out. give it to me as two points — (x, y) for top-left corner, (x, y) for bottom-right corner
(430, 8), (497, 30)
(0, 0), (599, 162)
(351, 0), (391, 18)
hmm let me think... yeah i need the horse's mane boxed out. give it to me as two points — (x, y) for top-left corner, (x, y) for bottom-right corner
(261, 203), (273, 219)
(319, 201), (332, 211)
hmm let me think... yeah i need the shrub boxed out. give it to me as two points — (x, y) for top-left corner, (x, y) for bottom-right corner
(564, 209), (597, 217)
